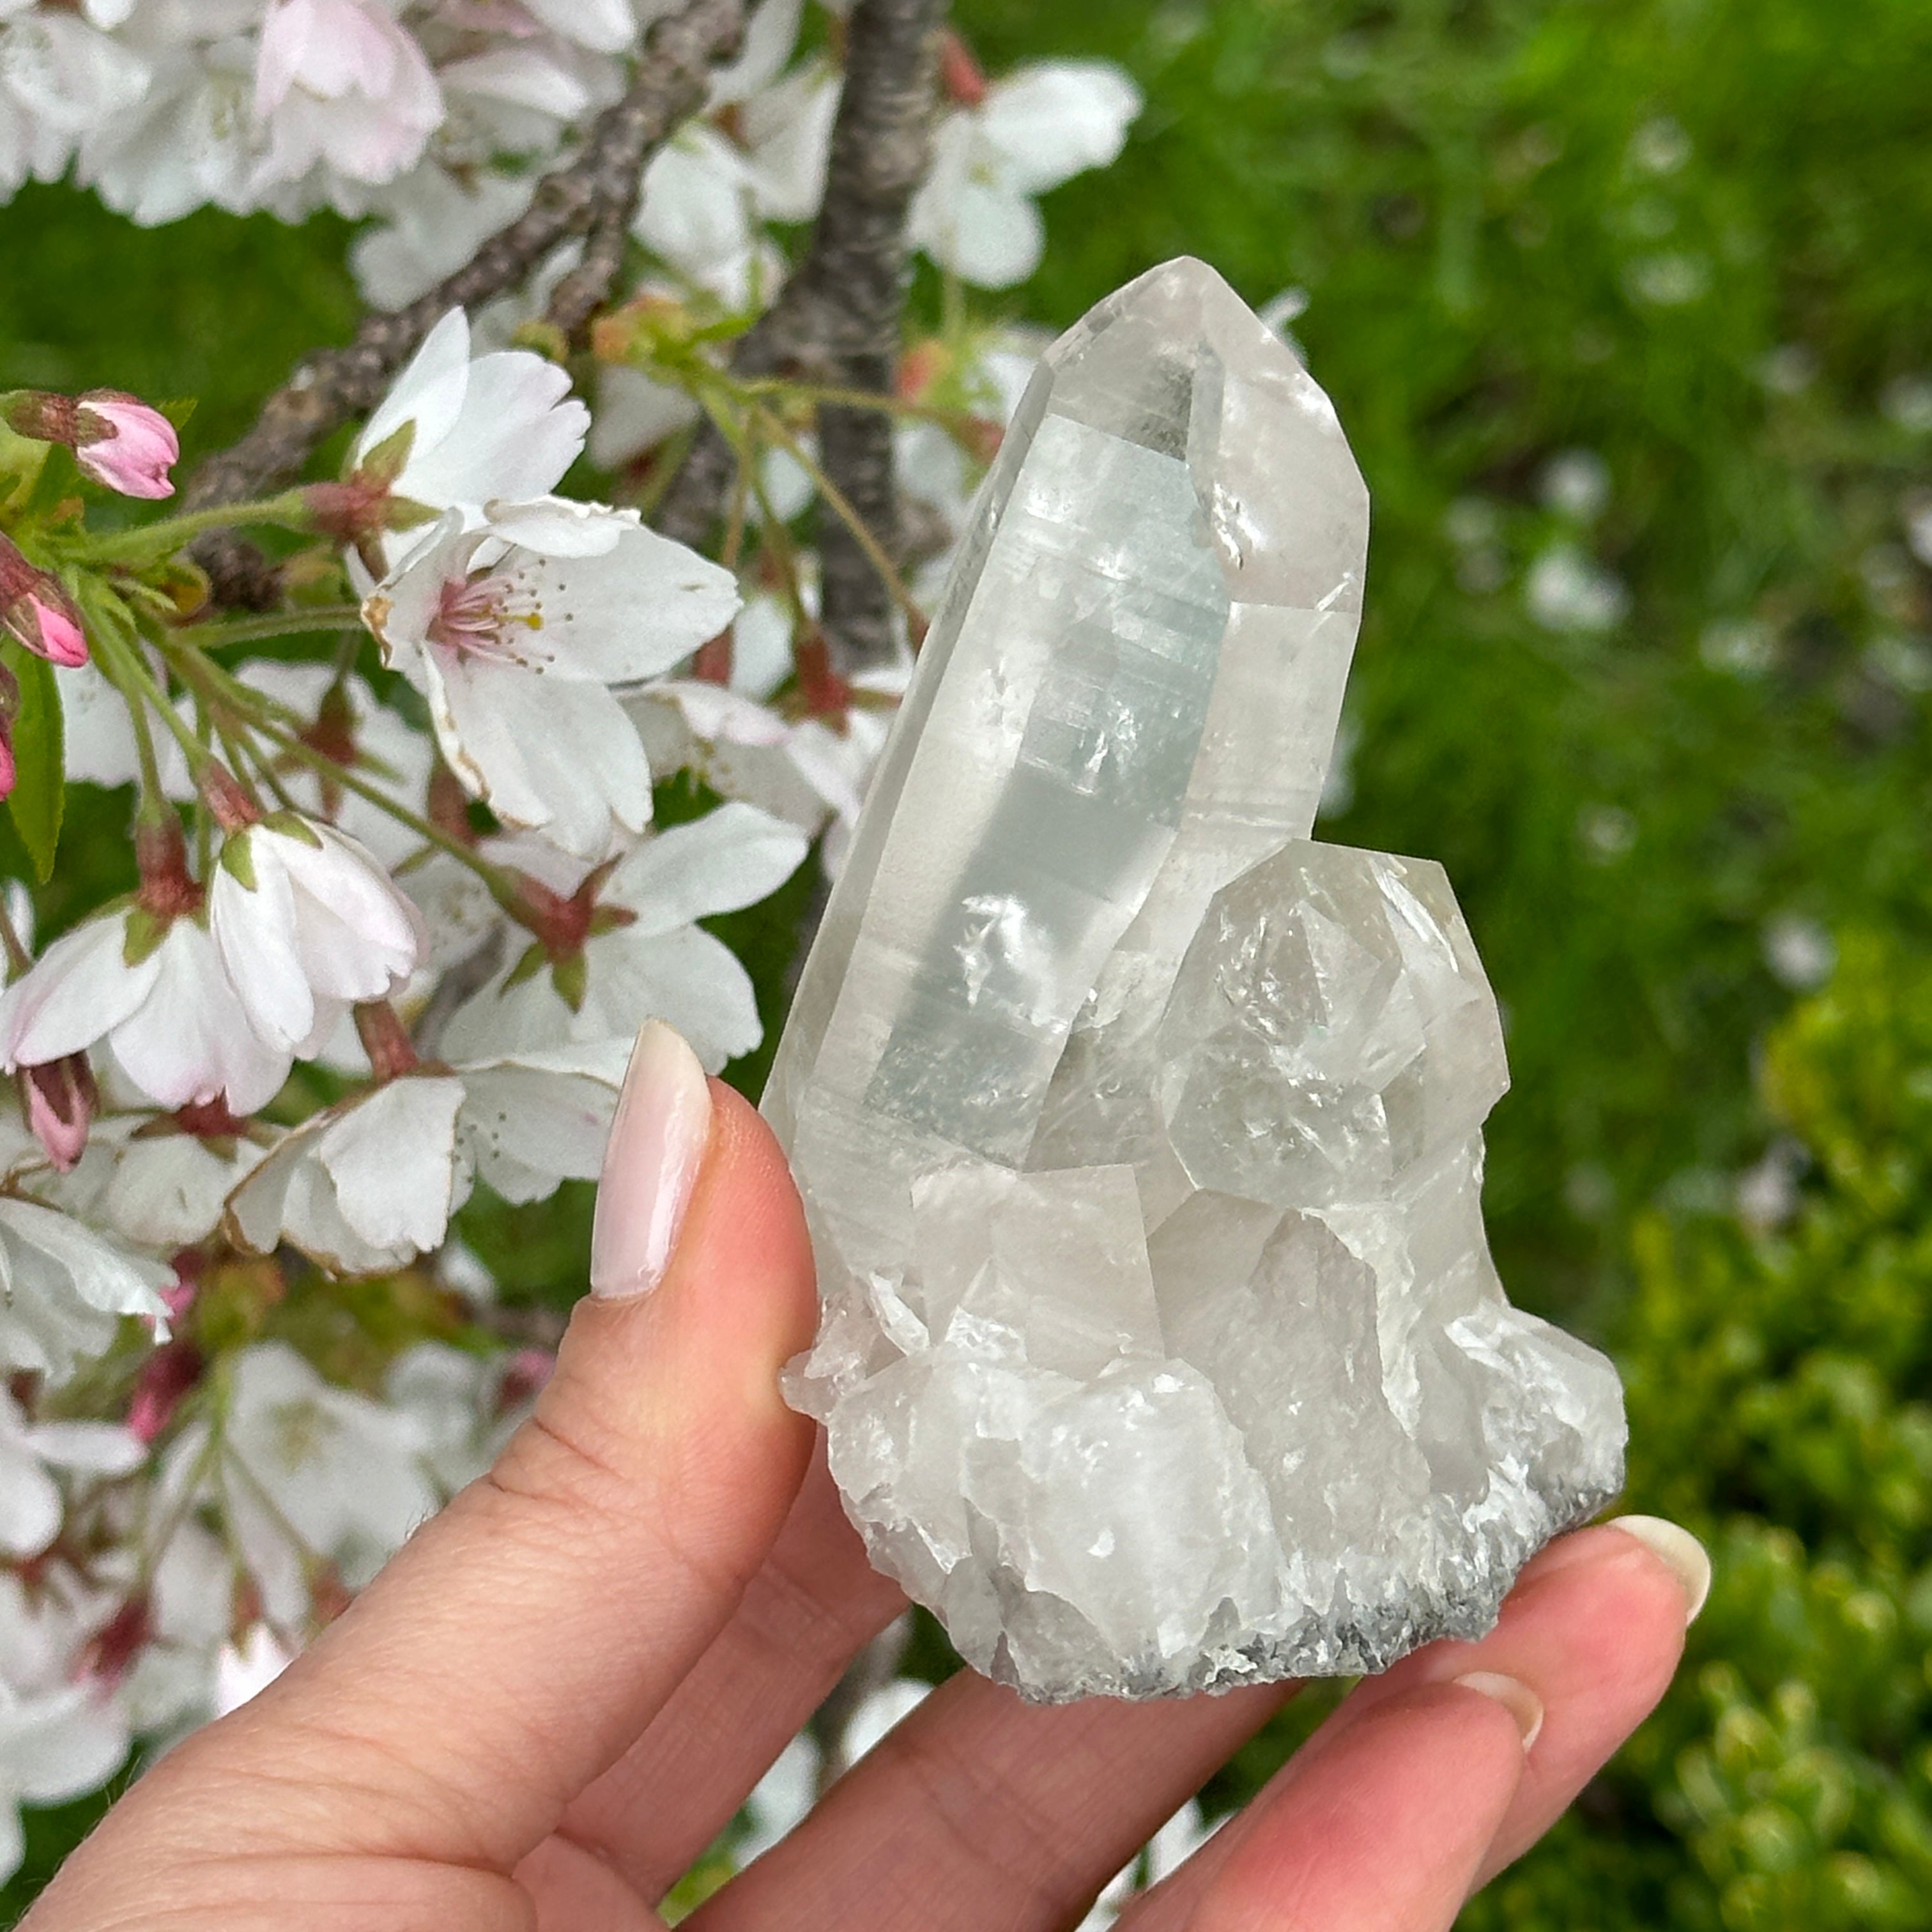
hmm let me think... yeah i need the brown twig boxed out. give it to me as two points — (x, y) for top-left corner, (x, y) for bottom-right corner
(654, 0), (948, 672)
(185, 0), (747, 606)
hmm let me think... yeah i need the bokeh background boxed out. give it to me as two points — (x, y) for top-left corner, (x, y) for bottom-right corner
(6, 0), (1932, 1922)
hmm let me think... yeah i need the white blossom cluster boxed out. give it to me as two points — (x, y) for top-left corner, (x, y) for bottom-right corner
(0, 0), (1138, 298)
(0, 1), (1144, 1889)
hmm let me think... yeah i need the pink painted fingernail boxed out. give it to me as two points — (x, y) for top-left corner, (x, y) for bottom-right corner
(590, 1021), (712, 1300)
(1455, 1671), (1544, 1752)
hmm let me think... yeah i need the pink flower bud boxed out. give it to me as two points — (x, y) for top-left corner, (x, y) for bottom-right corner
(127, 1337), (203, 1443)
(1, 387), (179, 500)
(0, 534), (89, 666)
(18, 1052), (97, 1171)
(939, 29), (989, 107)
(0, 660), (17, 802)
(73, 391), (180, 501)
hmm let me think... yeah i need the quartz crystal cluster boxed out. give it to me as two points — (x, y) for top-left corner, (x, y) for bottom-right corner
(767, 258), (1627, 1703)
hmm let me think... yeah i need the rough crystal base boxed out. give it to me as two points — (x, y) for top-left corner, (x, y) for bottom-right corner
(767, 258), (1626, 1702)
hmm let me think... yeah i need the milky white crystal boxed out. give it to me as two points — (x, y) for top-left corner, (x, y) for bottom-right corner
(767, 257), (1625, 1702)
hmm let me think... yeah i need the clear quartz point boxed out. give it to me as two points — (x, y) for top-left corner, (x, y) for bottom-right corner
(766, 257), (1626, 1702)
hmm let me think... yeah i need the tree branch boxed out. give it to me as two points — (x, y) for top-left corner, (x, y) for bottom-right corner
(655, 0), (948, 671)
(185, 0), (746, 604)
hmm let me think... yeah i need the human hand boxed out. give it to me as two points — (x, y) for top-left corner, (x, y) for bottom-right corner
(21, 1022), (1706, 1932)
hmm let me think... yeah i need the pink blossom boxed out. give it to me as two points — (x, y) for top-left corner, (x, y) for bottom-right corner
(0, 534), (88, 667)
(18, 1054), (97, 1172)
(73, 391), (178, 500)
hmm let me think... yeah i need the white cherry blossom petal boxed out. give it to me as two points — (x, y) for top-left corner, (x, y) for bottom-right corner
(317, 1074), (468, 1253)
(0, 1683), (129, 1805)
(606, 800), (809, 934)
(0, 1441), (61, 1557)
(977, 62), (1142, 194)
(0, 911), (158, 1068)
(109, 919), (292, 1114)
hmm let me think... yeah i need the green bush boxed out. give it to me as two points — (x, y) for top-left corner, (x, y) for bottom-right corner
(1462, 935), (1932, 1925)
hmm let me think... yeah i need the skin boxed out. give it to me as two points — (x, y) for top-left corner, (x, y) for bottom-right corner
(22, 1084), (1692, 1932)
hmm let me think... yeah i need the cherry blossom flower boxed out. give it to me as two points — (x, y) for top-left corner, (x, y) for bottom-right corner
(736, 56), (838, 221)
(0, 9), (150, 200)
(441, 801), (809, 1072)
(0, 1195), (174, 1383)
(159, 1341), (438, 1624)
(362, 501), (740, 856)
(208, 814), (426, 1057)
(0, 905), (291, 1115)
(252, 0), (443, 192)
(631, 651), (907, 878)
(633, 122), (779, 306)
(349, 307), (588, 560)
(29, 1103), (266, 1252)
(77, 6), (261, 227)
(910, 60), (1142, 288)
(0, 1386), (144, 1560)
(510, 0), (638, 56)
(224, 1041), (627, 1273)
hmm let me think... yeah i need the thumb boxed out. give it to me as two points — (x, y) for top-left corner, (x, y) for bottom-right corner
(103, 1023), (817, 1878)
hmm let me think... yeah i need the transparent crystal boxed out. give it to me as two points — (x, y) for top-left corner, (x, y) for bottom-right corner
(767, 258), (1626, 1702)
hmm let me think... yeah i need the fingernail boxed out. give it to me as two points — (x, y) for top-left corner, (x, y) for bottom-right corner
(590, 1021), (712, 1300)
(1454, 1671), (1544, 1753)
(1607, 1514), (1712, 1624)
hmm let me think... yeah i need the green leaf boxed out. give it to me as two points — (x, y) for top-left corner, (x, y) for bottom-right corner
(1, 640), (63, 882)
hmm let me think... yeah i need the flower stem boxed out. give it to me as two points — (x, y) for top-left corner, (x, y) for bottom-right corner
(747, 401), (926, 636)
(171, 604), (365, 650)
(79, 492), (312, 565)
(89, 620), (204, 800)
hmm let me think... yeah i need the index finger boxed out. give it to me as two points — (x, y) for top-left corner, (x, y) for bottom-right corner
(157, 1031), (821, 1873)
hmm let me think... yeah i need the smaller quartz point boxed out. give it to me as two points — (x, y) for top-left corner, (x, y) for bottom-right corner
(767, 258), (1625, 1702)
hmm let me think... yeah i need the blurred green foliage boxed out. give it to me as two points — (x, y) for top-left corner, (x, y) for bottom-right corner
(2, 0), (1929, 1919)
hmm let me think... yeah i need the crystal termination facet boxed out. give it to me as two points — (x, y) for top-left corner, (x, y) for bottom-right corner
(765, 258), (1627, 1703)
